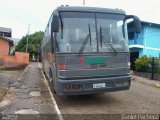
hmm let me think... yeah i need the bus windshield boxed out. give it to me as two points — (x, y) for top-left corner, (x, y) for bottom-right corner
(56, 12), (128, 53)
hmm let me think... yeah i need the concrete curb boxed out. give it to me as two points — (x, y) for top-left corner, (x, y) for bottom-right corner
(132, 76), (160, 89)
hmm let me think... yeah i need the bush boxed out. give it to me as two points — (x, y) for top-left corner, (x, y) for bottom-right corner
(135, 55), (149, 72)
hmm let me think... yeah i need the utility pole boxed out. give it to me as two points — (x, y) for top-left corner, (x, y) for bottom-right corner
(83, 0), (85, 5)
(26, 24), (30, 53)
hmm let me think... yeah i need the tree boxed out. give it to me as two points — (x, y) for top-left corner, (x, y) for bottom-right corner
(16, 31), (44, 59)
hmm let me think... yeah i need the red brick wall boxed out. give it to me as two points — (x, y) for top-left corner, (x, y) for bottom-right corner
(0, 38), (29, 68)
(3, 52), (29, 67)
(0, 38), (9, 57)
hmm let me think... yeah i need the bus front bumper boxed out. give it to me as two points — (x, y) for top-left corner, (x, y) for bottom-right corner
(55, 75), (131, 95)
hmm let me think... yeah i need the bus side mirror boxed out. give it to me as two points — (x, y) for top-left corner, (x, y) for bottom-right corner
(51, 15), (59, 32)
(125, 15), (141, 33)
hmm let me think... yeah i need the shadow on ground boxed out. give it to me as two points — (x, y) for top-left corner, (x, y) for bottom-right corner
(54, 93), (120, 107)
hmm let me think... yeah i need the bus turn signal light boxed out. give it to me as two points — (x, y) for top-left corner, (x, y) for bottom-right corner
(58, 64), (66, 70)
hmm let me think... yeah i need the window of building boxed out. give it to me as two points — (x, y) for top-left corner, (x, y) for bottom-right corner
(0, 32), (3, 37)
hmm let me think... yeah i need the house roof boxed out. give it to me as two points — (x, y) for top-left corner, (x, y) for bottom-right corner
(141, 21), (160, 27)
(0, 27), (12, 33)
(127, 21), (160, 30)
(0, 36), (14, 46)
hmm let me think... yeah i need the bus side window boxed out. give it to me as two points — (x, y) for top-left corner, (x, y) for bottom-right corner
(50, 18), (55, 53)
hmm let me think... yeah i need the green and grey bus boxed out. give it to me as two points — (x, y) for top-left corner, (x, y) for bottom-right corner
(41, 6), (141, 95)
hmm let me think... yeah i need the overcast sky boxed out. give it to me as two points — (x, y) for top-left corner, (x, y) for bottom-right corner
(0, 0), (160, 38)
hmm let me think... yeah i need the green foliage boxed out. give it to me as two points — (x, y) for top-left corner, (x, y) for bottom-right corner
(16, 31), (44, 58)
(135, 55), (149, 72)
(135, 55), (160, 73)
(153, 58), (160, 73)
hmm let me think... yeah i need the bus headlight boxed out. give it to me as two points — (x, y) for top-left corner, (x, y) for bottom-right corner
(115, 81), (129, 87)
(115, 81), (123, 87)
(123, 81), (130, 86)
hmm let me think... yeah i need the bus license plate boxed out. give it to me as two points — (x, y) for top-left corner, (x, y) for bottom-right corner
(93, 83), (106, 88)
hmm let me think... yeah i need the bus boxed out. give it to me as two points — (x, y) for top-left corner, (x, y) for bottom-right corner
(41, 6), (141, 95)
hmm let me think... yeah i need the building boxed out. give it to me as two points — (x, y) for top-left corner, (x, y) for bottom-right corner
(0, 27), (12, 37)
(0, 37), (29, 68)
(0, 27), (20, 45)
(0, 37), (13, 57)
(0, 37), (14, 66)
(128, 21), (160, 69)
(5, 37), (20, 46)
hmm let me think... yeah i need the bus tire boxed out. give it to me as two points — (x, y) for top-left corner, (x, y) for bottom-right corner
(49, 69), (56, 94)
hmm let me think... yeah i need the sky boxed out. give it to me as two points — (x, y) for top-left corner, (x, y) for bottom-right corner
(0, 0), (160, 39)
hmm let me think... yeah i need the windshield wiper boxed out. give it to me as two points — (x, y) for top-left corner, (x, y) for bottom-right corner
(100, 26), (118, 55)
(79, 24), (92, 54)
(59, 12), (63, 39)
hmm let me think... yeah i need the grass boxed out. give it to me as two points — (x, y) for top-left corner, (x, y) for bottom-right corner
(154, 83), (160, 88)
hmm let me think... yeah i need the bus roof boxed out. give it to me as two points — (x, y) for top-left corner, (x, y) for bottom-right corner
(55, 6), (126, 15)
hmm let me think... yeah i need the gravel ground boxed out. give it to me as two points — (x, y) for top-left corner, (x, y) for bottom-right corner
(0, 88), (6, 101)
(0, 63), (59, 120)
(0, 70), (22, 102)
